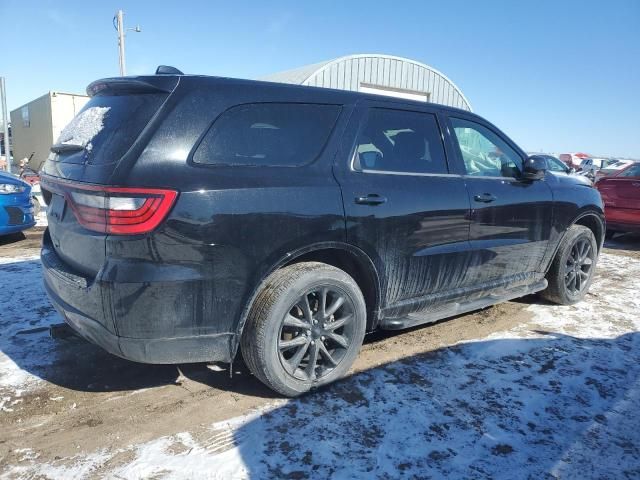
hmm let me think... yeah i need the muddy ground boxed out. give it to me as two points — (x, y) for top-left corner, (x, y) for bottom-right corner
(0, 229), (639, 477)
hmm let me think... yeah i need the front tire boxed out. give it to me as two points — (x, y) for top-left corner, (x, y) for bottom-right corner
(541, 225), (598, 305)
(241, 262), (367, 397)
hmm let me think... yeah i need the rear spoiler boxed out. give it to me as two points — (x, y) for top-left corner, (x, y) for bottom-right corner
(87, 75), (180, 97)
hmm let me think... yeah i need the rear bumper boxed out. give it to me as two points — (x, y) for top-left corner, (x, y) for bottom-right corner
(42, 241), (235, 364)
(45, 279), (235, 363)
(606, 221), (640, 234)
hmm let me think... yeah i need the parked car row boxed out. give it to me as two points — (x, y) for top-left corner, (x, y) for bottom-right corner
(579, 157), (616, 179)
(527, 153), (575, 175)
(559, 152), (590, 169)
(594, 159), (636, 182)
(552, 152), (637, 188)
(534, 154), (639, 235)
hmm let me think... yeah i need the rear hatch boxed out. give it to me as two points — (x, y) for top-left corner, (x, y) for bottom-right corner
(41, 75), (179, 275)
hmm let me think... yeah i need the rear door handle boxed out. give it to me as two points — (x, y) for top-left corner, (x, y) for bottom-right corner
(473, 193), (497, 203)
(355, 194), (387, 206)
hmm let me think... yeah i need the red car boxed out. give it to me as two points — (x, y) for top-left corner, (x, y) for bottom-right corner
(596, 161), (640, 237)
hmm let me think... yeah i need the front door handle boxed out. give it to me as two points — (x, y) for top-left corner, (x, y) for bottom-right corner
(473, 193), (497, 203)
(355, 194), (387, 206)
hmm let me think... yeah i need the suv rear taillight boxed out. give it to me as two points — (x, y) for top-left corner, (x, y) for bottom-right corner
(41, 177), (178, 235)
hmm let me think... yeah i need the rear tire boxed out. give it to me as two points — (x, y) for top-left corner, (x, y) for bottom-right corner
(31, 196), (41, 217)
(241, 262), (367, 397)
(541, 225), (598, 305)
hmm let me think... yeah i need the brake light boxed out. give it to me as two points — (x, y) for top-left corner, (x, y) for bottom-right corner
(42, 178), (177, 235)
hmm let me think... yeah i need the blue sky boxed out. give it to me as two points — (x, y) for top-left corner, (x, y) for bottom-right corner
(2, 0), (639, 157)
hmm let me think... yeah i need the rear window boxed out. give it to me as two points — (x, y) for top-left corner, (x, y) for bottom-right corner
(53, 93), (167, 165)
(192, 103), (341, 167)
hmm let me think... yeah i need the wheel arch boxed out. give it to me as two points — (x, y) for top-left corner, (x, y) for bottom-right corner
(541, 209), (603, 305)
(232, 242), (382, 358)
(573, 210), (606, 251)
(545, 208), (605, 276)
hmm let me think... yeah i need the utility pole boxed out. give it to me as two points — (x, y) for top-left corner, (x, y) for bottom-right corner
(114, 10), (141, 76)
(0, 77), (11, 172)
(116, 10), (126, 76)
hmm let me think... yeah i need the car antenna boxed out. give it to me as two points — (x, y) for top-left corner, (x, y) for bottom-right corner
(155, 65), (184, 75)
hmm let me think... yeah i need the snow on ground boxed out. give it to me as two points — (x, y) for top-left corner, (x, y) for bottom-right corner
(1, 252), (640, 478)
(0, 256), (58, 393)
(35, 211), (47, 228)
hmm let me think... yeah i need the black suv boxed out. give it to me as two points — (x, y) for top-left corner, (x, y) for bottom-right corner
(41, 72), (604, 396)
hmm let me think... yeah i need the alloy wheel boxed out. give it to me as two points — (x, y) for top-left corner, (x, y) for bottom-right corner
(278, 287), (356, 381)
(564, 237), (594, 295)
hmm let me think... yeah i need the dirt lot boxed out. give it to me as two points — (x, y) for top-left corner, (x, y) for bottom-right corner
(1, 229), (639, 478)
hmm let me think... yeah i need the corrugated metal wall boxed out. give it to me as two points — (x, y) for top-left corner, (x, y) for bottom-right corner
(302, 56), (471, 111)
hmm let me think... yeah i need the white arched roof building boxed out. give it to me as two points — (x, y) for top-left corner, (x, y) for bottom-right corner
(262, 54), (472, 111)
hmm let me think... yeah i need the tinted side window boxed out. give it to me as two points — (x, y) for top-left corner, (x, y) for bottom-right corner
(619, 164), (640, 177)
(450, 117), (523, 178)
(353, 108), (448, 174)
(193, 103), (341, 166)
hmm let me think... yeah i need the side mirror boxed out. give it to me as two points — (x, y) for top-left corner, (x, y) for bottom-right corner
(523, 155), (547, 180)
(569, 167), (576, 174)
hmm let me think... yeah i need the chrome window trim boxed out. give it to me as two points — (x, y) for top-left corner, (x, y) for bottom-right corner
(351, 150), (525, 181)
(350, 147), (455, 178)
(461, 175), (523, 181)
(359, 168), (460, 178)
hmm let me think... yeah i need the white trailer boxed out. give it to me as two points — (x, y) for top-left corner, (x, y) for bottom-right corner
(10, 92), (89, 172)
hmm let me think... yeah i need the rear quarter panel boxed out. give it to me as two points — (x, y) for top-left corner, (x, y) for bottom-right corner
(597, 176), (640, 227)
(105, 182), (347, 338)
(105, 82), (354, 338)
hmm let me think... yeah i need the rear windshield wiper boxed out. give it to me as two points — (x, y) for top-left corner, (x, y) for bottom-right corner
(50, 143), (85, 154)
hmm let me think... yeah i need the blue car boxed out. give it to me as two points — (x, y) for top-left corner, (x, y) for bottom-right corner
(0, 171), (35, 235)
